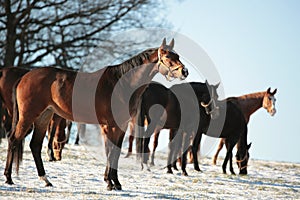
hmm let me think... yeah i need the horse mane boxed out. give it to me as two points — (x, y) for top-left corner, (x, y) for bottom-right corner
(105, 48), (158, 79)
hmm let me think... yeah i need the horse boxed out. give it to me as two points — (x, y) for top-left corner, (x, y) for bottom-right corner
(172, 98), (251, 176)
(212, 88), (277, 166)
(133, 81), (220, 173)
(0, 67), (30, 132)
(47, 113), (68, 161)
(0, 67), (70, 161)
(4, 38), (188, 190)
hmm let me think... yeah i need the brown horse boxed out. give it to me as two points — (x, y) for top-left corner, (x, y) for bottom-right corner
(0, 67), (30, 129)
(4, 38), (188, 190)
(0, 67), (69, 161)
(212, 88), (277, 165)
(47, 113), (67, 161)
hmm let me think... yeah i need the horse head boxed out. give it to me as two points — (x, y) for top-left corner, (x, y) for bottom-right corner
(263, 87), (277, 116)
(53, 139), (66, 161)
(236, 142), (252, 175)
(157, 38), (188, 81)
(200, 80), (220, 120)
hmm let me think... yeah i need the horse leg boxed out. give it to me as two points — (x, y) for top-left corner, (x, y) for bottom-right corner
(125, 122), (134, 158)
(65, 120), (72, 144)
(167, 129), (181, 173)
(125, 135), (134, 158)
(150, 131), (160, 166)
(181, 132), (190, 176)
(47, 117), (59, 161)
(222, 140), (234, 174)
(4, 111), (34, 185)
(31, 110), (54, 186)
(75, 131), (80, 145)
(103, 125), (126, 190)
(213, 138), (225, 165)
(4, 134), (18, 184)
(229, 148), (235, 175)
(167, 129), (175, 174)
(192, 130), (202, 172)
(142, 137), (151, 170)
(101, 125), (114, 190)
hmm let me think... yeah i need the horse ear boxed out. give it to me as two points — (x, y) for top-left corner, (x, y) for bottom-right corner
(247, 143), (252, 149)
(272, 88), (277, 95)
(169, 38), (175, 49)
(267, 87), (271, 94)
(215, 82), (220, 88)
(161, 38), (167, 48)
(205, 80), (208, 86)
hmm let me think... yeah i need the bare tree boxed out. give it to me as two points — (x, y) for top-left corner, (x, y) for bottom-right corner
(0, 0), (171, 69)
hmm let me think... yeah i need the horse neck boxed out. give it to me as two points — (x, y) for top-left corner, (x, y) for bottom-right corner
(236, 92), (265, 123)
(110, 48), (159, 88)
(106, 48), (160, 120)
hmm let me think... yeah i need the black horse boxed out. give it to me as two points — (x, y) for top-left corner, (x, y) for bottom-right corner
(171, 98), (251, 176)
(134, 81), (220, 173)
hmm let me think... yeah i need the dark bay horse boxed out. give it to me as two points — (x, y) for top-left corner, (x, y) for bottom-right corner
(176, 99), (251, 176)
(212, 88), (277, 166)
(0, 67), (29, 131)
(0, 67), (69, 160)
(165, 98), (250, 176)
(133, 81), (220, 173)
(4, 38), (188, 190)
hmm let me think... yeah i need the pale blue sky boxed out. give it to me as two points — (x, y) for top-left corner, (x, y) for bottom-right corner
(164, 0), (300, 163)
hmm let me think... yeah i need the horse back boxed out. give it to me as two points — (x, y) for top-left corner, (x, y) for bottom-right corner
(16, 67), (77, 120)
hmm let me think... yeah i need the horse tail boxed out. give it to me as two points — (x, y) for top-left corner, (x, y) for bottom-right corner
(11, 79), (24, 175)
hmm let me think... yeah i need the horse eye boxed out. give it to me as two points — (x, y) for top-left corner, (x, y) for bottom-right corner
(165, 55), (170, 59)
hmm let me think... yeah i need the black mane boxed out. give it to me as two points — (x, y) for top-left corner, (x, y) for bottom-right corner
(105, 48), (157, 79)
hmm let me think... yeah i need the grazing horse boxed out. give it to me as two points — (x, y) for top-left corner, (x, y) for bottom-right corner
(134, 81), (220, 173)
(176, 99), (252, 175)
(212, 88), (277, 166)
(47, 113), (67, 161)
(4, 38), (188, 190)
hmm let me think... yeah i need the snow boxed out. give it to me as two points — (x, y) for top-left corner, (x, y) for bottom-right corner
(0, 128), (299, 199)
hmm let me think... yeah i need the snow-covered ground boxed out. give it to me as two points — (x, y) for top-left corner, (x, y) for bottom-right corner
(0, 129), (299, 199)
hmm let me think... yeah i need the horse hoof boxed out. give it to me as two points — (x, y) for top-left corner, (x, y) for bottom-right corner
(107, 184), (114, 191)
(182, 172), (188, 176)
(48, 156), (56, 162)
(124, 153), (132, 158)
(150, 162), (155, 166)
(167, 169), (173, 174)
(45, 182), (53, 187)
(194, 166), (201, 172)
(212, 158), (217, 165)
(5, 180), (14, 185)
(113, 184), (122, 190)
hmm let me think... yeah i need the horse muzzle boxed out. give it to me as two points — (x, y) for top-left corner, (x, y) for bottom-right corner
(179, 67), (189, 80)
(269, 108), (276, 116)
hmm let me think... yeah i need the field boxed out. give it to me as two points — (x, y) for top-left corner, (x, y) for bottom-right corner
(0, 136), (299, 200)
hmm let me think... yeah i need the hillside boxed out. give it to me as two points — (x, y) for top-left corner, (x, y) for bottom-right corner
(0, 138), (299, 199)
